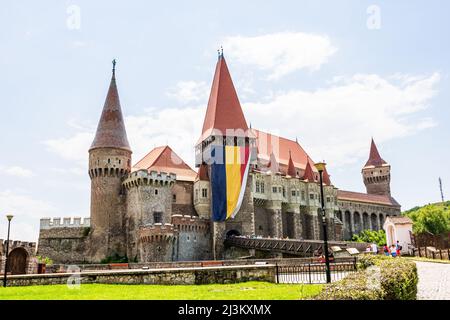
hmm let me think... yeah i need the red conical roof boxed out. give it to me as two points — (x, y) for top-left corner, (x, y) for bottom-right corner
(364, 138), (387, 167)
(196, 164), (209, 181)
(322, 166), (331, 185)
(302, 161), (315, 182)
(133, 145), (197, 182)
(266, 151), (280, 174)
(199, 55), (248, 140)
(90, 66), (131, 152)
(287, 150), (297, 177)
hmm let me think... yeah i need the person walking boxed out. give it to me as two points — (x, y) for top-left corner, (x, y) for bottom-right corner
(390, 244), (397, 257)
(395, 240), (402, 256)
(383, 243), (390, 256)
(371, 242), (378, 254)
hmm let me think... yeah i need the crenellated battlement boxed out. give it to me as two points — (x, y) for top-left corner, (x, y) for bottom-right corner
(39, 217), (91, 230)
(139, 223), (175, 243)
(123, 169), (176, 190)
(171, 214), (210, 232)
(1, 239), (36, 255)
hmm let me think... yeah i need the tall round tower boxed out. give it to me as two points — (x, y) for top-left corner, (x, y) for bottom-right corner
(88, 60), (132, 262)
(362, 138), (391, 196)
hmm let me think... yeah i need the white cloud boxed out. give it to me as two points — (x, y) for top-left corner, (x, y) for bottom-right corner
(44, 131), (93, 166)
(223, 32), (337, 80)
(0, 190), (58, 242)
(126, 106), (203, 166)
(166, 81), (209, 103)
(244, 72), (440, 166)
(0, 166), (34, 178)
(43, 107), (204, 169)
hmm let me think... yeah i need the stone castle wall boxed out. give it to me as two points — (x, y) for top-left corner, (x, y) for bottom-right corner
(37, 217), (90, 264)
(0, 240), (37, 275)
(172, 181), (196, 216)
(172, 214), (212, 261)
(5, 265), (275, 287)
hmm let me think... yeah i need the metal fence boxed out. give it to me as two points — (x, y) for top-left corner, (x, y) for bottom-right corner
(275, 257), (357, 284)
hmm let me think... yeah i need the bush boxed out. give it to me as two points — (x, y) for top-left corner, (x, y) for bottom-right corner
(351, 229), (386, 246)
(313, 256), (418, 300)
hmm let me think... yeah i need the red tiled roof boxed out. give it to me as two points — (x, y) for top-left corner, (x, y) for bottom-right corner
(199, 56), (248, 141)
(90, 69), (131, 152)
(364, 138), (387, 167)
(337, 190), (400, 207)
(251, 129), (318, 176)
(133, 146), (197, 182)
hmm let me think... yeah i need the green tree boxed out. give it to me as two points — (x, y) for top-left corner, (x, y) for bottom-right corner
(405, 203), (450, 234)
(351, 229), (386, 246)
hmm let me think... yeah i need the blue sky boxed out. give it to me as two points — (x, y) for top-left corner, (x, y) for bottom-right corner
(0, 0), (449, 241)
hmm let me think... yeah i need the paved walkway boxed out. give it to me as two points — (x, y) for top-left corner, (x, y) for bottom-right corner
(416, 261), (450, 300)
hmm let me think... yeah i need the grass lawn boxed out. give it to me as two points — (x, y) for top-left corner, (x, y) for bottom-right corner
(0, 281), (322, 300)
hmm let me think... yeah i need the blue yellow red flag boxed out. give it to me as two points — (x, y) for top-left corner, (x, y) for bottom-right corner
(211, 145), (250, 221)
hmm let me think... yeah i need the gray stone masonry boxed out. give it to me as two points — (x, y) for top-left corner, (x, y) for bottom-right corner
(5, 264), (275, 287)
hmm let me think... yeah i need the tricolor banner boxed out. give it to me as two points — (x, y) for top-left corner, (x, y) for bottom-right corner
(210, 145), (251, 221)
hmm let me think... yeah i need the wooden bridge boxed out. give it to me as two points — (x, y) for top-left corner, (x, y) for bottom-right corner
(224, 236), (365, 257)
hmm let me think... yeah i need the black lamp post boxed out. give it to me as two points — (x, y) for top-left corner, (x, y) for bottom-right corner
(3, 214), (13, 287)
(315, 162), (331, 283)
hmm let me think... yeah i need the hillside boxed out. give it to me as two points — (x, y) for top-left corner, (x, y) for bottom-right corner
(403, 201), (450, 234)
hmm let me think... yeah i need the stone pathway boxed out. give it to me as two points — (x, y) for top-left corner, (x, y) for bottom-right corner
(416, 261), (450, 300)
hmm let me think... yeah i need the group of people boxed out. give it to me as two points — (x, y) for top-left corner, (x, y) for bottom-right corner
(365, 241), (402, 257)
(383, 241), (402, 257)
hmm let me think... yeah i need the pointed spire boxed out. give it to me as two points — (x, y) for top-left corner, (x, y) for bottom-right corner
(90, 60), (131, 152)
(266, 151), (279, 174)
(302, 161), (315, 182)
(364, 138), (387, 167)
(197, 163), (210, 181)
(200, 54), (248, 139)
(287, 150), (296, 177)
(322, 166), (331, 185)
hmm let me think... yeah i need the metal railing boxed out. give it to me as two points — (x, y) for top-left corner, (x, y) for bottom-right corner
(225, 236), (357, 257)
(275, 257), (357, 284)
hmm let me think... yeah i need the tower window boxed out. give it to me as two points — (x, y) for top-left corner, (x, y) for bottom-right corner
(202, 188), (208, 198)
(153, 212), (163, 224)
(292, 190), (296, 197)
(272, 186), (277, 193)
(172, 194), (176, 203)
(108, 159), (111, 164)
(118, 159), (121, 164)
(155, 189), (158, 195)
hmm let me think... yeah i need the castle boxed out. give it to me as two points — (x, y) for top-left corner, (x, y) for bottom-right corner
(36, 53), (401, 264)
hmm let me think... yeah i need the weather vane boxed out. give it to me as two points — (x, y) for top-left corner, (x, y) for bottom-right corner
(112, 59), (117, 76)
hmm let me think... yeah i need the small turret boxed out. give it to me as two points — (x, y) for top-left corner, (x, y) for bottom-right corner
(362, 138), (391, 196)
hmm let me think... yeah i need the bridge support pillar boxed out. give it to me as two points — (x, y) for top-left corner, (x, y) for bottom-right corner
(269, 209), (283, 239)
(213, 221), (226, 260)
(293, 212), (303, 239)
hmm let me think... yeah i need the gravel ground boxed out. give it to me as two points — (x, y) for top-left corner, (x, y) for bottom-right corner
(416, 261), (450, 300)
